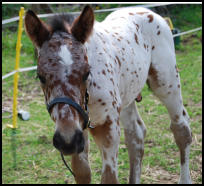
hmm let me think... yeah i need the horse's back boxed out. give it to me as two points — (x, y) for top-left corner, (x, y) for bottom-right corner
(101, 7), (175, 104)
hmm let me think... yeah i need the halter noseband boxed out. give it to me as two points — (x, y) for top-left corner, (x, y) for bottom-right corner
(46, 90), (94, 130)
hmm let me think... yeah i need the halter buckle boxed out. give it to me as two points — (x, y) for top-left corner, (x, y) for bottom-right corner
(87, 117), (95, 129)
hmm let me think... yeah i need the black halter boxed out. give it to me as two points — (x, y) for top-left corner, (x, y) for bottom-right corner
(46, 89), (94, 130)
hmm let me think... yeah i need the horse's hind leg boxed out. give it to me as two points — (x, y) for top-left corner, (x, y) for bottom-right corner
(147, 37), (192, 183)
(120, 102), (146, 184)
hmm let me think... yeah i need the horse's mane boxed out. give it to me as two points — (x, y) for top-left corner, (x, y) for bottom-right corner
(48, 13), (77, 33)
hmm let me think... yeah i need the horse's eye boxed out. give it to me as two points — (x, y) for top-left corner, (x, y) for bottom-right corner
(37, 74), (46, 84)
(83, 71), (90, 81)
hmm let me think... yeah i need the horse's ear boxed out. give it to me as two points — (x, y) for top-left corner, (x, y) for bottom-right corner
(71, 5), (94, 44)
(25, 10), (51, 48)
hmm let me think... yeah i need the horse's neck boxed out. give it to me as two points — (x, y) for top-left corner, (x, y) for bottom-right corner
(85, 22), (107, 66)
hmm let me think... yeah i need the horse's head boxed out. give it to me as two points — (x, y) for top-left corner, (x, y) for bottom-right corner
(25, 6), (94, 155)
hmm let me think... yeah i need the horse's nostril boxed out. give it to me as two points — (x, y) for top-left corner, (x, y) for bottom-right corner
(74, 130), (85, 153)
(53, 131), (64, 150)
(75, 130), (83, 143)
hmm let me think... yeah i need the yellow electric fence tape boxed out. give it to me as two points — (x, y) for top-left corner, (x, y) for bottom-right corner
(7, 7), (25, 129)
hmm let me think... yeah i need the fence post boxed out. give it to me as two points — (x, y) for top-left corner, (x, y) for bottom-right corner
(7, 7), (24, 129)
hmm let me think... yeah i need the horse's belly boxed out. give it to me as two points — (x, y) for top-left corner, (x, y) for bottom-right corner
(118, 42), (151, 108)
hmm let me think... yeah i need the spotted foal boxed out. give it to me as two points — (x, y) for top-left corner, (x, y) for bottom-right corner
(25, 5), (192, 184)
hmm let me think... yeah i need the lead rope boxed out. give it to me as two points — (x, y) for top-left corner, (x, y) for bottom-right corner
(61, 152), (76, 178)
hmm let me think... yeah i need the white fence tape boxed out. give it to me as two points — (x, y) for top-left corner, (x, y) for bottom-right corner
(2, 4), (171, 25)
(172, 27), (202, 38)
(2, 66), (37, 80)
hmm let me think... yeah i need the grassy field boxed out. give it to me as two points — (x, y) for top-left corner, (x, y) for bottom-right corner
(2, 4), (202, 184)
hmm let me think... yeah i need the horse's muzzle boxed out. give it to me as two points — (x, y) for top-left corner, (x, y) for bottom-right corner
(53, 130), (85, 155)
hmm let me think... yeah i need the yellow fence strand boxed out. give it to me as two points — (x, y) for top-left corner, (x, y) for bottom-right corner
(7, 7), (25, 129)
(164, 17), (174, 30)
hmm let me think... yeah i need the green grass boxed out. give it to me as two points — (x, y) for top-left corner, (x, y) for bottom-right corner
(2, 4), (202, 184)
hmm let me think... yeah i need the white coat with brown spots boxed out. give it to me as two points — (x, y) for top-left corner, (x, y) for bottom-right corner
(25, 6), (192, 184)
(85, 7), (192, 184)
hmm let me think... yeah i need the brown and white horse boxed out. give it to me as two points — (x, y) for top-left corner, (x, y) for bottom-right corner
(25, 5), (192, 184)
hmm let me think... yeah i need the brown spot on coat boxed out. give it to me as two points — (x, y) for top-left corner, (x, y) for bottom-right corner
(134, 33), (139, 44)
(147, 14), (153, 23)
(93, 82), (96, 87)
(110, 78), (114, 85)
(109, 91), (114, 97)
(102, 69), (106, 75)
(112, 101), (116, 108)
(117, 107), (121, 114)
(136, 24), (139, 32)
(157, 31), (161, 35)
(115, 56), (121, 67)
(148, 63), (160, 89)
(144, 44), (146, 49)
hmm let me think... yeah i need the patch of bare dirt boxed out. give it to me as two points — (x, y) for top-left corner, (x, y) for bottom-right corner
(142, 165), (179, 184)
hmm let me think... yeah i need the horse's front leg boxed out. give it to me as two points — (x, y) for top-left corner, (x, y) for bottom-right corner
(89, 115), (121, 184)
(71, 130), (91, 184)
